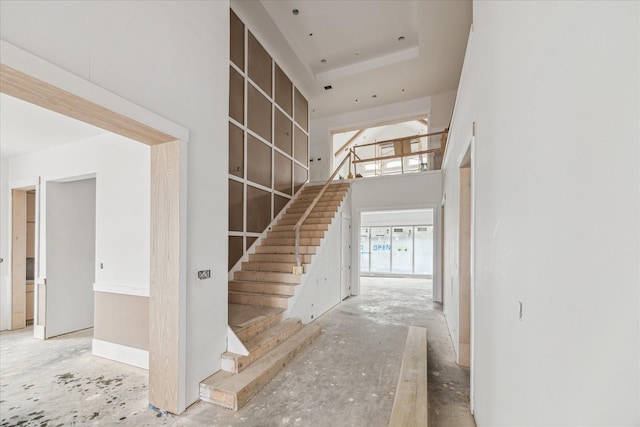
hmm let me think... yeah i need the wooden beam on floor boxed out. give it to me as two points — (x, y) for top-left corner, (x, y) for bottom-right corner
(389, 326), (428, 427)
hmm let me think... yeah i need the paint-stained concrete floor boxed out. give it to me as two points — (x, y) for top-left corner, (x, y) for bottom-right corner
(0, 277), (474, 426)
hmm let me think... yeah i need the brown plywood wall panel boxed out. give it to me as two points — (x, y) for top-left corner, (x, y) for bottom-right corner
(294, 88), (308, 132)
(230, 10), (244, 71)
(294, 125), (308, 165)
(229, 236), (244, 271)
(229, 66), (244, 124)
(246, 236), (258, 250)
(229, 122), (244, 178)
(228, 10), (309, 271)
(274, 109), (292, 156)
(275, 64), (292, 116)
(294, 163), (308, 194)
(246, 185), (271, 233)
(248, 32), (272, 96)
(247, 84), (271, 142)
(247, 135), (272, 188)
(229, 179), (244, 232)
(274, 194), (290, 215)
(274, 151), (292, 195)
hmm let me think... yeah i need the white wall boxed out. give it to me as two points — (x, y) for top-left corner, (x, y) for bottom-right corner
(350, 172), (442, 298)
(442, 1), (639, 424)
(9, 135), (150, 292)
(361, 210), (433, 227)
(45, 178), (96, 338)
(1, 0), (230, 408)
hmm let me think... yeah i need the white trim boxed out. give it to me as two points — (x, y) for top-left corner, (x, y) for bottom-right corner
(34, 325), (45, 339)
(93, 282), (150, 298)
(0, 40), (189, 143)
(92, 338), (149, 369)
(227, 326), (249, 356)
(9, 177), (39, 190)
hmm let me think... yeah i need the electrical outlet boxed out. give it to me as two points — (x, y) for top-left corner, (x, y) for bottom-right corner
(198, 270), (211, 280)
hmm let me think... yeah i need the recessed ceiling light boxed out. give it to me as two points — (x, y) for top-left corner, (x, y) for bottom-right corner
(321, 59), (327, 64)
(398, 36), (405, 42)
(292, 9), (299, 15)
(355, 99), (358, 102)
(402, 89), (405, 92)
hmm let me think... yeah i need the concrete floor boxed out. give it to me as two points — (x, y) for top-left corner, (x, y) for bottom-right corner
(0, 277), (474, 426)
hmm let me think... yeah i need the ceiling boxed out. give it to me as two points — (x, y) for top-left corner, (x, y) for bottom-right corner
(0, 93), (107, 159)
(260, 0), (472, 118)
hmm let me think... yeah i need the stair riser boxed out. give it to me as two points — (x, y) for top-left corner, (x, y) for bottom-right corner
(234, 327), (322, 409)
(248, 254), (313, 263)
(223, 321), (303, 373)
(229, 282), (297, 296)
(286, 205), (339, 212)
(280, 212), (336, 220)
(277, 218), (333, 226)
(241, 262), (297, 273)
(234, 271), (301, 284)
(229, 293), (289, 308)
(235, 311), (284, 342)
(295, 195), (346, 203)
(254, 245), (316, 254)
(261, 238), (322, 246)
(288, 201), (342, 209)
(267, 231), (325, 238)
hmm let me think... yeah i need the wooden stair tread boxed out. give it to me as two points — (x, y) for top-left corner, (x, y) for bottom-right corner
(200, 324), (322, 410)
(229, 290), (291, 299)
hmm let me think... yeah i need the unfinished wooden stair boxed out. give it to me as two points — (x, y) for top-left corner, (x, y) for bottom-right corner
(200, 183), (350, 410)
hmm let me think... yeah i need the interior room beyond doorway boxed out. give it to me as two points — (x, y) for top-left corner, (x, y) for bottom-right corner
(360, 209), (434, 278)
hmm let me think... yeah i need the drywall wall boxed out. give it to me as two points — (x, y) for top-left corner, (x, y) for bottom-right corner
(310, 97), (431, 182)
(361, 210), (433, 227)
(45, 178), (96, 338)
(287, 191), (351, 323)
(349, 172), (442, 299)
(442, 1), (639, 424)
(1, 0), (230, 408)
(0, 157), (9, 330)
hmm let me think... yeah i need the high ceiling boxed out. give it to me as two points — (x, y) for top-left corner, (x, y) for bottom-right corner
(260, 0), (472, 118)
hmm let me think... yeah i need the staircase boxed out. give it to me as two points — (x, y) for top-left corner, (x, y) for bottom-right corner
(200, 182), (351, 410)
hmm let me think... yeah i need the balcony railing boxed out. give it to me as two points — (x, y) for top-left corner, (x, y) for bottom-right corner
(337, 129), (448, 179)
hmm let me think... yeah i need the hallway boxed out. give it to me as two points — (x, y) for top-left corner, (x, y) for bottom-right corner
(0, 277), (473, 426)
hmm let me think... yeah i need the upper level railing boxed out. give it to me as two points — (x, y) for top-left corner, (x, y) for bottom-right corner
(338, 129), (448, 179)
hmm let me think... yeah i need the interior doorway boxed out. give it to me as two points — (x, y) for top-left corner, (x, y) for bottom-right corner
(10, 185), (37, 330)
(457, 151), (472, 368)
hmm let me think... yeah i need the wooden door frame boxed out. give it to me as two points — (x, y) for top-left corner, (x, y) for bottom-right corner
(1, 42), (189, 414)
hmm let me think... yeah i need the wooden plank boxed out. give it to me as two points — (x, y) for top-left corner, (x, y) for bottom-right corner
(458, 167), (471, 368)
(0, 64), (175, 146)
(11, 190), (26, 330)
(353, 147), (444, 164)
(389, 326), (428, 427)
(334, 129), (365, 157)
(149, 140), (182, 414)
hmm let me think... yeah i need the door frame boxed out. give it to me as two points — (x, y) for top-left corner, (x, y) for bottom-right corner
(1, 42), (188, 414)
(9, 178), (40, 335)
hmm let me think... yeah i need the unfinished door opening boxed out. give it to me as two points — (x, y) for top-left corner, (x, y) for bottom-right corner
(10, 186), (37, 330)
(360, 209), (435, 279)
(457, 151), (472, 368)
(1, 57), (187, 414)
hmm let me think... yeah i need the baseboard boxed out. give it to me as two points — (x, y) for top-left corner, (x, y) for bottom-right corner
(93, 282), (149, 297)
(92, 338), (149, 369)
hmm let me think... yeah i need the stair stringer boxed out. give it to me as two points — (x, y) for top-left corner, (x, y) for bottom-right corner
(285, 187), (352, 324)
